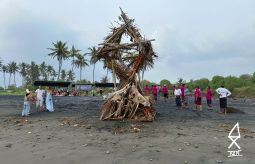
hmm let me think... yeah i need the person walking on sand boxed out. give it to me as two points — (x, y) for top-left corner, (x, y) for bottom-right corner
(152, 85), (158, 101)
(162, 84), (169, 101)
(22, 89), (32, 117)
(216, 85), (231, 114)
(174, 85), (182, 109)
(35, 85), (45, 112)
(194, 86), (202, 111)
(45, 86), (54, 112)
(206, 86), (213, 110)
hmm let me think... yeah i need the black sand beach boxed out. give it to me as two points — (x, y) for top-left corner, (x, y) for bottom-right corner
(0, 95), (254, 164)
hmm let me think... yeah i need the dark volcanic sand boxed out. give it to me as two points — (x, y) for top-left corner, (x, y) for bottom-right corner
(0, 95), (255, 164)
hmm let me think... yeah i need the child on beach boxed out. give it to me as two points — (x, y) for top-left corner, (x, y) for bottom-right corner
(206, 86), (213, 110)
(22, 89), (32, 117)
(194, 86), (202, 111)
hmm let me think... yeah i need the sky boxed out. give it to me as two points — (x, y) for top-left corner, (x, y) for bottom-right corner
(0, 0), (255, 87)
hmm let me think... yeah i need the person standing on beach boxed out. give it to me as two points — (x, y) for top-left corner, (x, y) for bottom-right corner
(22, 89), (32, 117)
(206, 86), (213, 110)
(152, 85), (158, 101)
(45, 86), (54, 112)
(216, 85), (231, 114)
(35, 85), (45, 112)
(162, 84), (169, 101)
(181, 84), (186, 108)
(182, 87), (190, 109)
(194, 86), (202, 111)
(174, 85), (182, 109)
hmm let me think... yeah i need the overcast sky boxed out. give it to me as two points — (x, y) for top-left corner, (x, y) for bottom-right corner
(1, 0), (255, 87)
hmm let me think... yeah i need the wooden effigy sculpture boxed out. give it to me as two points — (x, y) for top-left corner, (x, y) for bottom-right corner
(96, 9), (157, 121)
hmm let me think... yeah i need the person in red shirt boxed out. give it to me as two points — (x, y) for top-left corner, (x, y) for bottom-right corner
(194, 86), (202, 111)
(205, 86), (213, 110)
(143, 85), (149, 95)
(152, 85), (158, 101)
(162, 84), (169, 101)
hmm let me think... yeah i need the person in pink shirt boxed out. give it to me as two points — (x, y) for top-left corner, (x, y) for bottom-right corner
(205, 86), (213, 110)
(194, 86), (202, 111)
(181, 84), (186, 107)
(162, 84), (168, 101)
(152, 85), (158, 101)
(143, 85), (149, 95)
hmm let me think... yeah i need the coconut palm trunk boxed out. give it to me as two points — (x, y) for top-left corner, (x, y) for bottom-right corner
(92, 63), (95, 96)
(72, 57), (75, 72)
(3, 72), (6, 90)
(9, 73), (12, 87)
(80, 67), (82, 81)
(58, 60), (62, 80)
(13, 73), (16, 86)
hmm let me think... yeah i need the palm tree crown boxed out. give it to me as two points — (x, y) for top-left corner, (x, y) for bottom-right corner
(48, 40), (70, 80)
(70, 45), (81, 72)
(74, 54), (89, 81)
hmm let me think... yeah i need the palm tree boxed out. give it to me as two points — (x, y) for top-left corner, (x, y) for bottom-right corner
(29, 61), (40, 85)
(40, 62), (47, 80)
(19, 62), (28, 87)
(7, 63), (12, 87)
(67, 70), (75, 81)
(51, 69), (57, 81)
(88, 47), (98, 84)
(74, 54), (89, 81)
(70, 45), (81, 72)
(0, 57), (2, 68)
(2, 65), (7, 89)
(100, 76), (109, 83)
(88, 46), (98, 96)
(48, 40), (70, 80)
(60, 69), (66, 81)
(46, 65), (54, 80)
(9, 62), (19, 86)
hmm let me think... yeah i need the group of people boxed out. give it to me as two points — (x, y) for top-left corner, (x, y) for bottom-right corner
(174, 84), (231, 114)
(22, 85), (54, 117)
(143, 83), (232, 114)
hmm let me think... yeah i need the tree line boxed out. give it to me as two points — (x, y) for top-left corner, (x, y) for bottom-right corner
(142, 73), (255, 95)
(0, 40), (101, 89)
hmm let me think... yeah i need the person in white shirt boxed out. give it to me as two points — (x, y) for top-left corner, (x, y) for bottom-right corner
(35, 85), (45, 112)
(216, 85), (231, 114)
(174, 85), (182, 109)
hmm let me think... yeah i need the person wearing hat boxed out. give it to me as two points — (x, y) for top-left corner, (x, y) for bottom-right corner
(22, 89), (32, 116)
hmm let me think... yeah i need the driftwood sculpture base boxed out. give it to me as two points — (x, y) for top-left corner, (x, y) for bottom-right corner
(100, 83), (155, 121)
